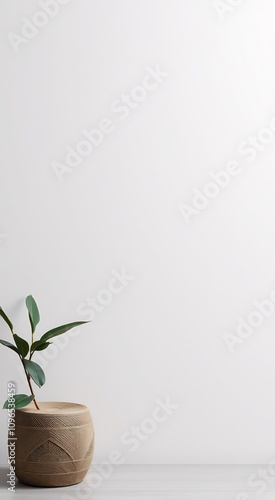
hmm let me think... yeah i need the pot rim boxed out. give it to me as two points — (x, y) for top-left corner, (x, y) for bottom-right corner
(15, 401), (89, 415)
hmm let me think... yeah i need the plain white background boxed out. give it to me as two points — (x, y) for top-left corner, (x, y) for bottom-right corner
(1, 0), (275, 465)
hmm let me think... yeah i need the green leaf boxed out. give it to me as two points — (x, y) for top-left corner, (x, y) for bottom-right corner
(3, 394), (34, 409)
(0, 339), (19, 354)
(0, 307), (13, 333)
(31, 340), (51, 353)
(24, 359), (45, 388)
(40, 321), (90, 342)
(25, 295), (40, 334)
(14, 334), (29, 358)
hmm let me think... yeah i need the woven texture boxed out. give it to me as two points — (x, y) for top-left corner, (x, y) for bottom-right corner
(14, 402), (94, 487)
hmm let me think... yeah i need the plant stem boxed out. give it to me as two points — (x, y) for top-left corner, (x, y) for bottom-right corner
(30, 331), (34, 360)
(20, 358), (40, 410)
(10, 329), (40, 410)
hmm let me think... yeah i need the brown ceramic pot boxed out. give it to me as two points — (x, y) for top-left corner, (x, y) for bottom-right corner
(14, 402), (94, 487)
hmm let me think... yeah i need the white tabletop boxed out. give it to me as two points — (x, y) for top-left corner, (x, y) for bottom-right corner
(1, 464), (275, 499)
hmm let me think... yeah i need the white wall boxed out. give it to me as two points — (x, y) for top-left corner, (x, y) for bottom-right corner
(1, 0), (275, 465)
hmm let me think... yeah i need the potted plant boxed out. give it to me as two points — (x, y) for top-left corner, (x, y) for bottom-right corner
(0, 295), (94, 487)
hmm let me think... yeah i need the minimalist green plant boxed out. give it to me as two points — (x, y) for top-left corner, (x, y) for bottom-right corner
(0, 295), (89, 410)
